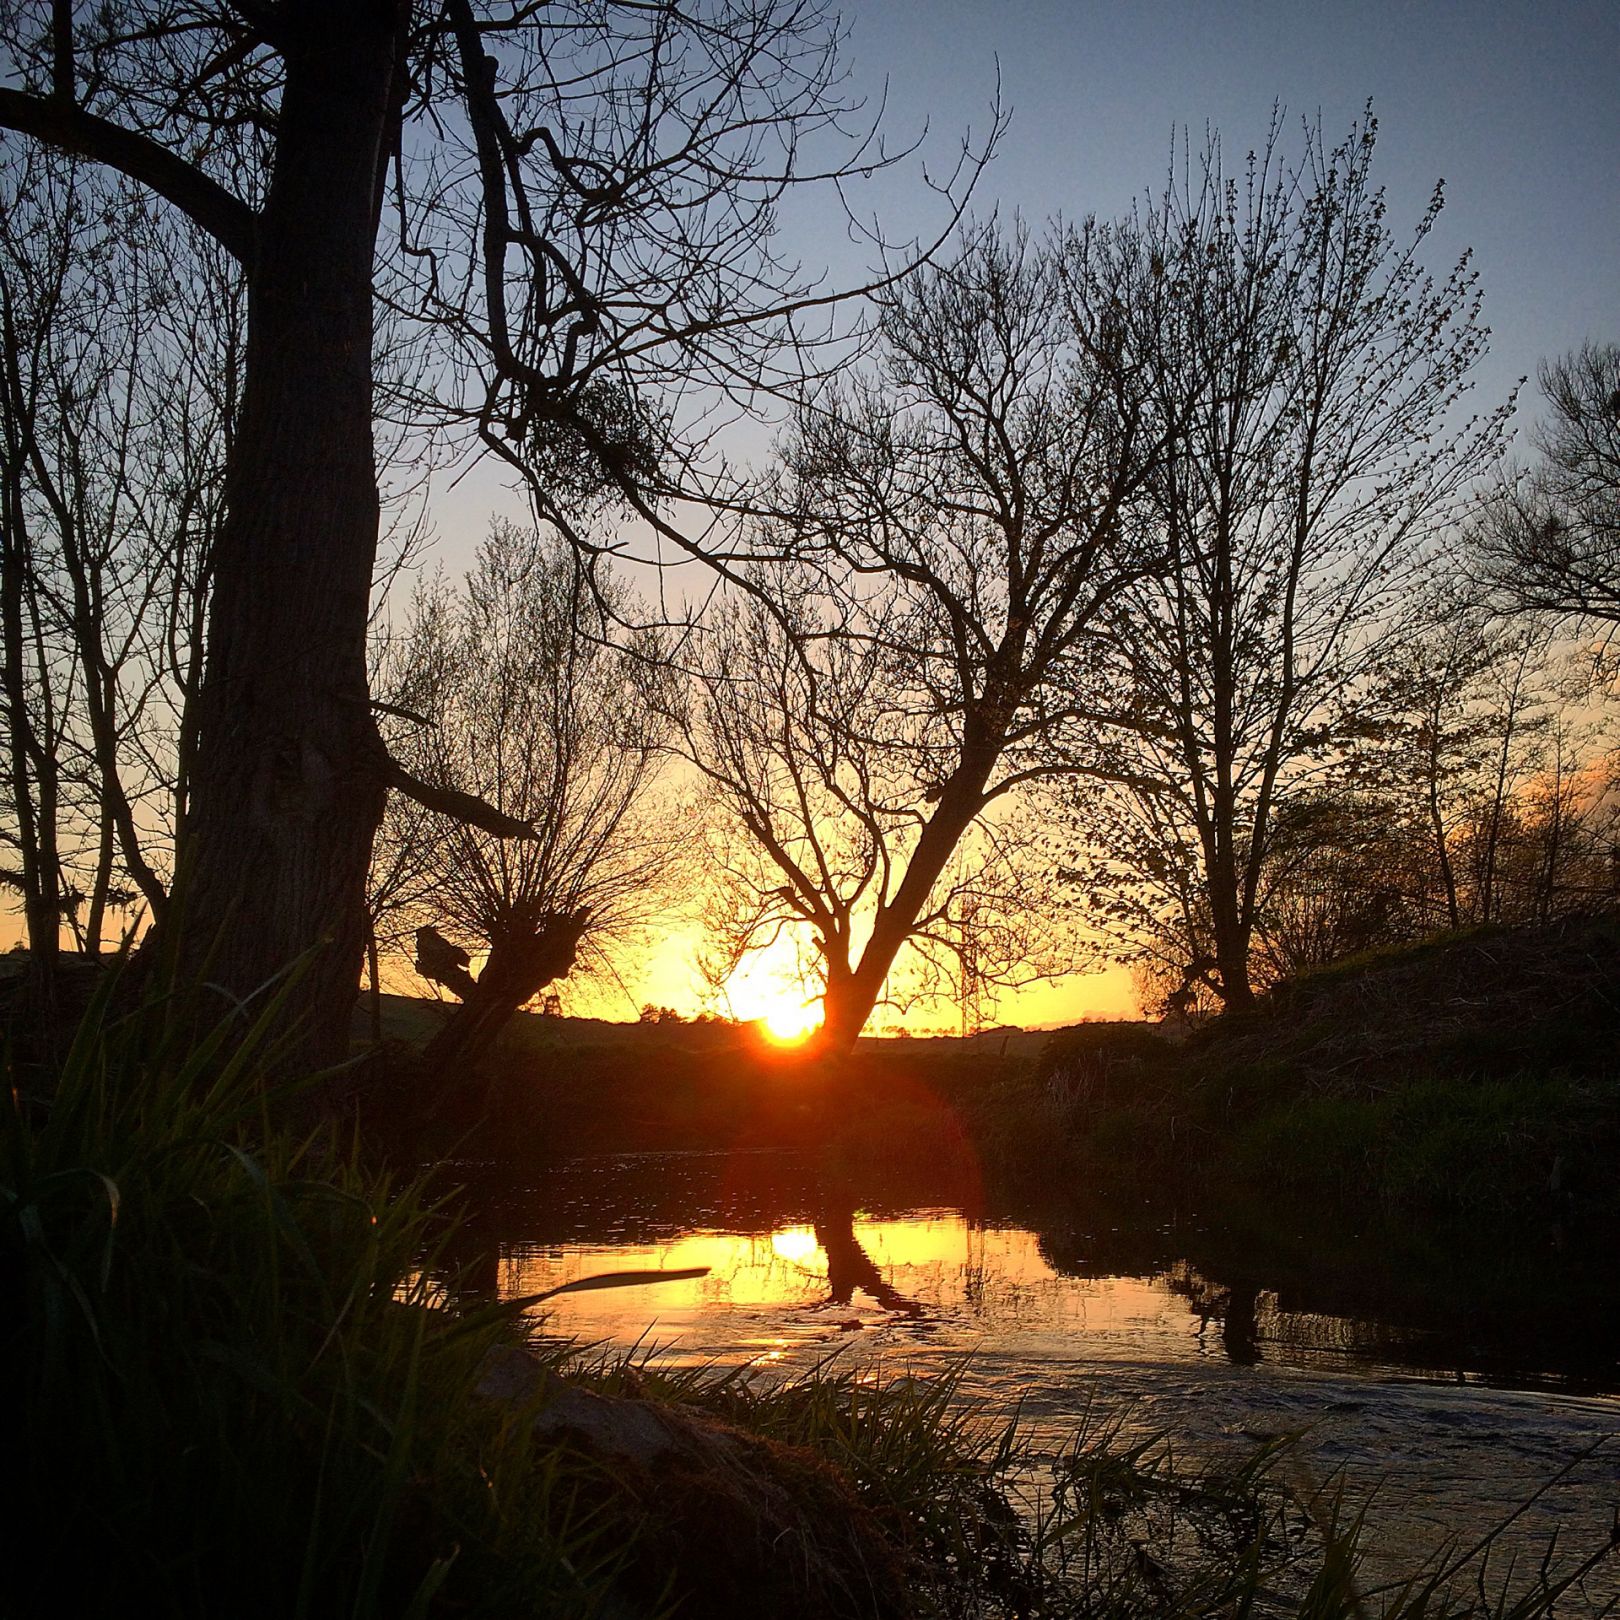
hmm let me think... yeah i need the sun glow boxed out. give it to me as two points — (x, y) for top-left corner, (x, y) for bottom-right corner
(769, 1226), (821, 1265)
(718, 933), (824, 1044)
(760, 1001), (822, 1045)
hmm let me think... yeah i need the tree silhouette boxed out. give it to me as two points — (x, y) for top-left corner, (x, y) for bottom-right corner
(686, 226), (1158, 1049)
(0, 0), (983, 1071)
(1476, 343), (1620, 631)
(1059, 110), (1511, 1008)
(0, 145), (241, 980)
(373, 520), (679, 1069)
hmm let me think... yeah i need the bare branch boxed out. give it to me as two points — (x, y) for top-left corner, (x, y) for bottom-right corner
(0, 89), (257, 263)
(386, 759), (539, 840)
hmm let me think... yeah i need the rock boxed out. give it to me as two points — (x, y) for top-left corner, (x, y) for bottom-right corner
(476, 1345), (910, 1619)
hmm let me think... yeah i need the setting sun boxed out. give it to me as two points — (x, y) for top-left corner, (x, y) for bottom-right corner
(760, 1001), (822, 1046)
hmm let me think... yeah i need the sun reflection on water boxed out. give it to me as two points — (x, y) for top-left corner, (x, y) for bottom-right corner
(496, 1209), (1198, 1375)
(770, 1225), (820, 1265)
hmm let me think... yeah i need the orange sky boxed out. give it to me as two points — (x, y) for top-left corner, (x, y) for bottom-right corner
(581, 920), (1140, 1032)
(3, 904), (1140, 1033)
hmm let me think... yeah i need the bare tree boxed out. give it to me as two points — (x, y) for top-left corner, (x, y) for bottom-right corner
(1264, 594), (1617, 963)
(1359, 590), (1504, 931)
(689, 591), (1071, 1042)
(0, 0), (986, 1070)
(687, 226), (1158, 1049)
(1437, 629), (1613, 926)
(1476, 343), (1620, 629)
(0, 210), (72, 973)
(0, 145), (242, 971)
(1246, 792), (1413, 983)
(1058, 110), (1512, 1009)
(374, 520), (680, 1070)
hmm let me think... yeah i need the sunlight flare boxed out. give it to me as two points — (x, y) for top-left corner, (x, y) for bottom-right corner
(760, 1001), (822, 1045)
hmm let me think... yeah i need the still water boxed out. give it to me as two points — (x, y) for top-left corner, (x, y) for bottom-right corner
(440, 1149), (1619, 1595)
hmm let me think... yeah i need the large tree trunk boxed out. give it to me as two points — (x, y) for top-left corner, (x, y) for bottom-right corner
(168, 5), (407, 1073)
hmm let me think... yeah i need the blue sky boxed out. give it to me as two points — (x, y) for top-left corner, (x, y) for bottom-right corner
(831, 0), (1617, 413)
(442, 0), (1617, 543)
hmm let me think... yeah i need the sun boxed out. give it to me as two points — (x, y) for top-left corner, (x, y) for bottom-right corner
(721, 936), (823, 1046)
(760, 1000), (822, 1046)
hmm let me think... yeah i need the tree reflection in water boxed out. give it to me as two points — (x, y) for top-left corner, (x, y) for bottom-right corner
(812, 1182), (924, 1317)
(424, 1149), (1619, 1394)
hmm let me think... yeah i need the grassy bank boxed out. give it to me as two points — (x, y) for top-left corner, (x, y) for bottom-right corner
(358, 1001), (1027, 1171)
(1034, 915), (1620, 1219)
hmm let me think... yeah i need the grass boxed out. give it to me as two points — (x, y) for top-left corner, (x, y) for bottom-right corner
(6, 970), (1617, 1616)
(3, 976), (625, 1618)
(1037, 915), (1620, 1219)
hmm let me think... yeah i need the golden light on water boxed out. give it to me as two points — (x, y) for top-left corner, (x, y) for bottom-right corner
(494, 1213), (1200, 1373)
(769, 1225), (820, 1265)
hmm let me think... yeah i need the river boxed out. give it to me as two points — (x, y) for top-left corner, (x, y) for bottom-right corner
(435, 1148), (1620, 1605)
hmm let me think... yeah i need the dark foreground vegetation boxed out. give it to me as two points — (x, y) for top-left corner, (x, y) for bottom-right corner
(8, 980), (1619, 1619)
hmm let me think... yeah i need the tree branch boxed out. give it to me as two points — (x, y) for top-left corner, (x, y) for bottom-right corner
(0, 89), (257, 263)
(386, 759), (539, 839)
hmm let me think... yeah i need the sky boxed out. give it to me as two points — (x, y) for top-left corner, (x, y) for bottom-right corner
(432, 0), (1620, 1029)
(15, 3), (1605, 1025)
(837, 0), (1618, 404)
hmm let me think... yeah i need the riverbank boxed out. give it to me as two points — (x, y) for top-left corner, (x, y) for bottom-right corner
(20, 989), (1618, 1617)
(1033, 914), (1620, 1220)
(360, 913), (1620, 1228)
(10, 944), (1619, 1615)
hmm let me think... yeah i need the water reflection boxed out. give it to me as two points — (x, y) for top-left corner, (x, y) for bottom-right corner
(488, 1201), (1190, 1372)
(815, 1185), (924, 1317)
(428, 1150), (1619, 1600)
(429, 1149), (1620, 1395)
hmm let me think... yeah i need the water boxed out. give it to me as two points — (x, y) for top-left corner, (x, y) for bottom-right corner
(437, 1149), (1620, 1599)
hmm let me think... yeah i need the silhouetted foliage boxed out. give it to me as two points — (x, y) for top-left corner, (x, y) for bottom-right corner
(1477, 342), (1620, 629)
(686, 225), (1158, 1047)
(0, 146), (241, 976)
(0, 0), (984, 1070)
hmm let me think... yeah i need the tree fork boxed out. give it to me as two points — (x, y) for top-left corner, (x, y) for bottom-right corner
(816, 768), (993, 1052)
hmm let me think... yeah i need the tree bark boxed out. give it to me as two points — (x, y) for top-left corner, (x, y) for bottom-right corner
(165, 3), (408, 1071)
(1207, 861), (1256, 1010)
